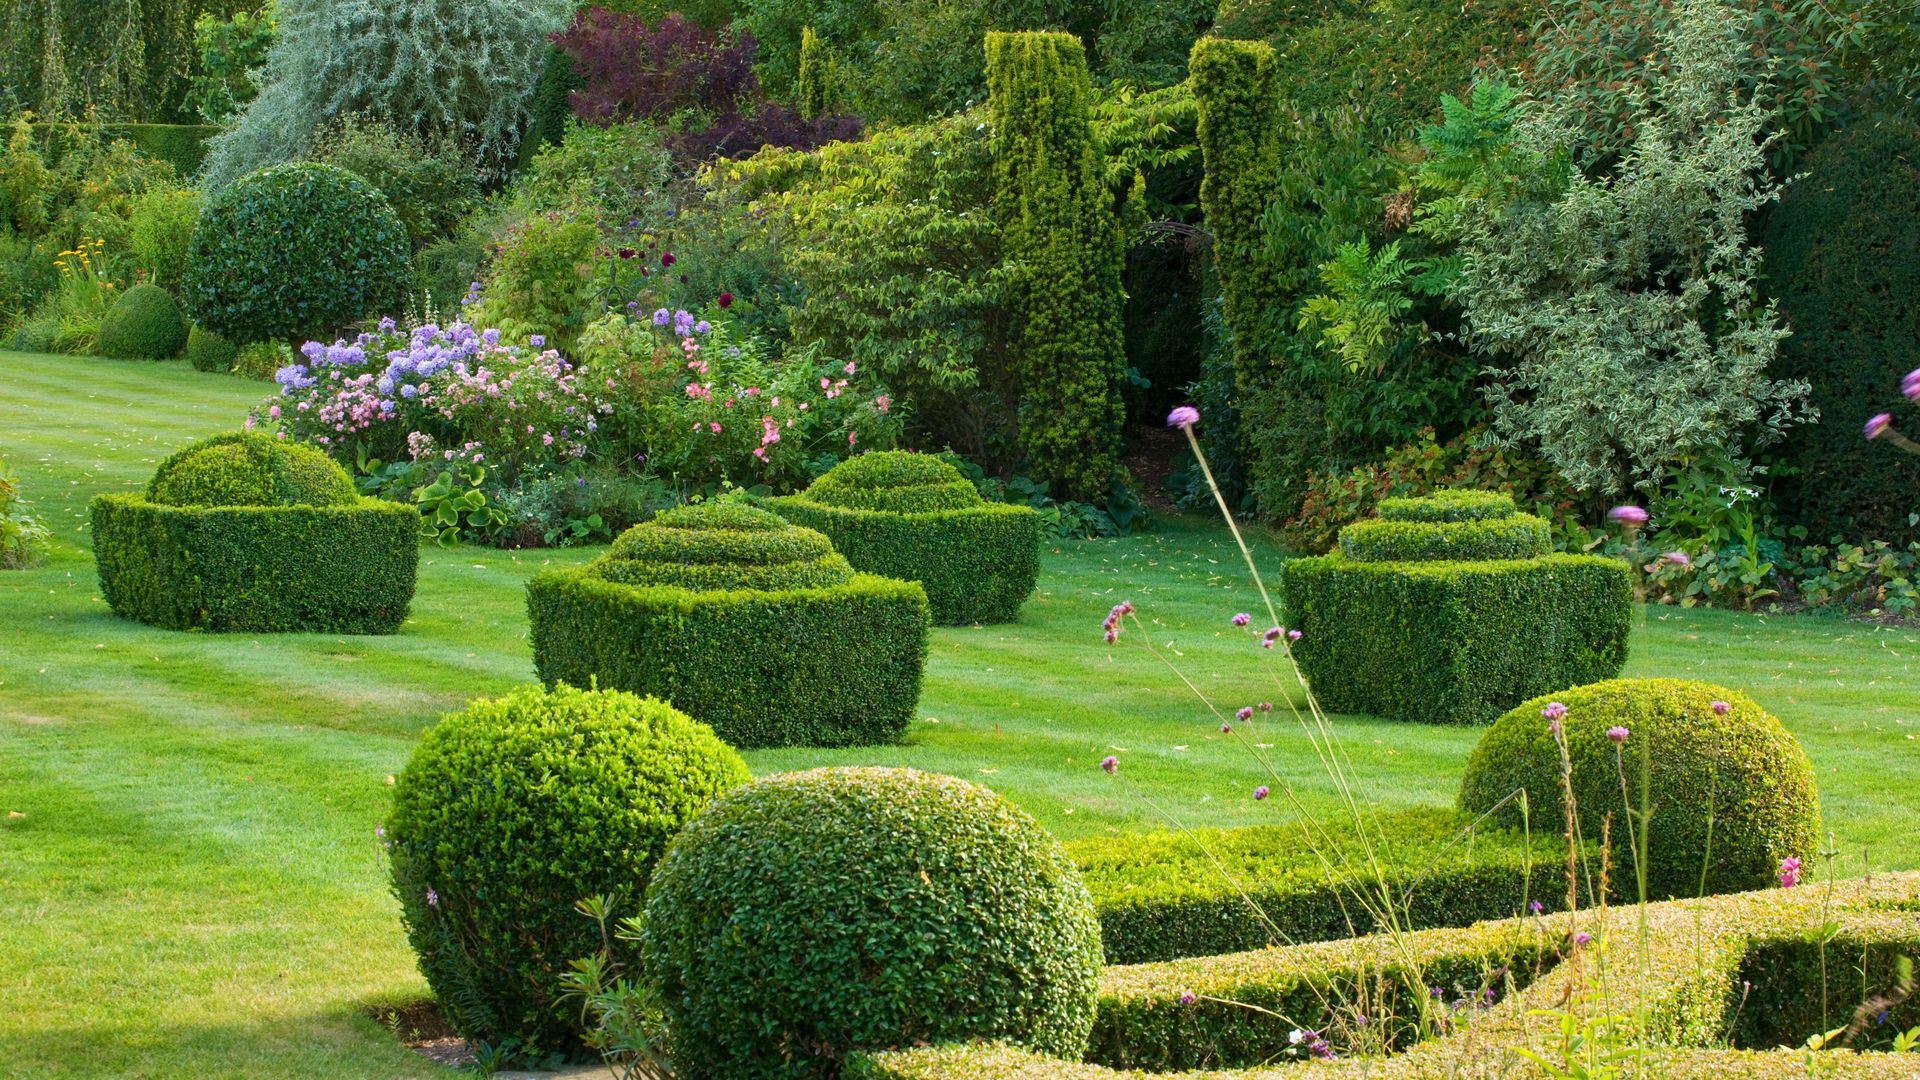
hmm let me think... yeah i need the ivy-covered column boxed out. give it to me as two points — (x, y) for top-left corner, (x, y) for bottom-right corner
(986, 30), (1127, 503)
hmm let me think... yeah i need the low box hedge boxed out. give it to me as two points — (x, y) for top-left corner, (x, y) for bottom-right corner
(1282, 491), (1631, 725)
(847, 872), (1920, 1080)
(760, 451), (1041, 625)
(90, 493), (419, 633)
(1071, 808), (1580, 965)
(526, 502), (930, 748)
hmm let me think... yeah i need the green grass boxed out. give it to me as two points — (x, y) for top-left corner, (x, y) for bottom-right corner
(2, 350), (1918, 1077)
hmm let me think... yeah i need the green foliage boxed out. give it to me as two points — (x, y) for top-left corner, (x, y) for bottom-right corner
(1764, 117), (1920, 544)
(526, 503), (930, 748)
(199, 0), (572, 188)
(231, 338), (290, 380)
(309, 117), (477, 250)
(795, 26), (835, 120)
(94, 282), (186, 359)
(89, 489), (419, 633)
(1282, 493), (1631, 724)
(183, 323), (236, 373)
(0, 0), (221, 123)
(147, 431), (358, 508)
(642, 767), (1104, 1078)
(515, 45), (587, 172)
(0, 463), (52, 569)
(386, 682), (750, 1054)
(187, 5), (275, 125)
(1439, 2), (1809, 496)
(763, 451), (1041, 624)
(987, 31), (1127, 501)
(411, 464), (512, 547)
(181, 162), (410, 345)
(468, 211), (600, 355)
(514, 121), (674, 229)
(1377, 489), (1515, 522)
(1459, 678), (1822, 899)
(1070, 808), (1578, 965)
(127, 186), (200, 290)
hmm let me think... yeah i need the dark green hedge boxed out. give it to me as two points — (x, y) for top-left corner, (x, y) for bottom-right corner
(1377, 489), (1515, 522)
(1281, 553), (1631, 724)
(526, 568), (929, 748)
(1070, 808), (1581, 965)
(89, 493), (419, 633)
(762, 496), (1039, 624)
(1337, 513), (1550, 562)
(29, 123), (219, 178)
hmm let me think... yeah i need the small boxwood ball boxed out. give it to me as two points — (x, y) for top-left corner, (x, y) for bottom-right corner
(386, 683), (751, 1052)
(643, 767), (1103, 1079)
(184, 323), (238, 373)
(1458, 678), (1820, 900)
(146, 431), (357, 508)
(95, 283), (188, 359)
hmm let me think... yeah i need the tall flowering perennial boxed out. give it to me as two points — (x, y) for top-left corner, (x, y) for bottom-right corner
(1862, 368), (1920, 454)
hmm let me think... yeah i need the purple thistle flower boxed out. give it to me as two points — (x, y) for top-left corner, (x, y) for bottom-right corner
(1178, 991), (1196, 1005)
(1166, 405), (1200, 428)
(1778, 856), (1801, 888)
(1253, 785), (1269, 801)
(1100, 755), (1118, 775)
(1221, 721), (1232, 734)
(1711, 700), (1730, 716)
(1663, 551), (1690, 566)
(1530, 900), (1544, 914)
(1231, 612), (1251, 627)
(1263, 627), (1282, 649)
(426, 887), (439, 908)
(1236, 706), (1253, 721)
(1608, 505), (1649, 526)
(1287, 629), (1301, 642)
(1574, 931), (1591, 946)
(1541, 701), (1568, 721)
(1258, 702), (1272, 713)
(1904, 368), (1920, 402)
(1866, 413), (1893, 441)
(1606, 725), (1629, 745)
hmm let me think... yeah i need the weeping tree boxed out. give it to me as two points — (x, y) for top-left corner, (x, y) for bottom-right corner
(986, 30), (1129, 502)
(199, 0), (571, 188)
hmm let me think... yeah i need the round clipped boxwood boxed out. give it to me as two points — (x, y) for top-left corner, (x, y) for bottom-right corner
(643, 767), (1103, 1078)
(388, 683), (750, 1053)
(90, 431), (418, 632)
(1458, 678), (1820, 900)
(527, 501), (930, 748)
(763, 451), (1041, 624)
(182, 162), (410, 344)
(95, 283), (188, 359)
(184, 324), (238, 373)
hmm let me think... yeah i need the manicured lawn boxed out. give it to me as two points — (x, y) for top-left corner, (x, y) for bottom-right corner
(2, 350), (1917, 1077)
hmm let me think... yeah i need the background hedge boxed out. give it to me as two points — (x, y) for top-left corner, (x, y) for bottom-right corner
(1459, 679), (1822, 900)
(526, 503), (929, 748)
(763, 451), (1041, 624)
(643, 767), (1104, 1078)
(90, 493), (419, 633)
(1070, 807), (1581, 964)
(386, 683), (749, 1054)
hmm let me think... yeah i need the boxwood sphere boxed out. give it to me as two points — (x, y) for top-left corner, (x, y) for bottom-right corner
(805, 450), (984, 512)
(95, 283), (187, 359)
(146, 431), (357, 508)
(182, 162), (410, 343)
(185, 323), (238, 373)
(592, 501), (855, 591)
(1458, 678), (1820, 899)
(643, 767), (1103, 1078)
(386, 683), (751, 1052)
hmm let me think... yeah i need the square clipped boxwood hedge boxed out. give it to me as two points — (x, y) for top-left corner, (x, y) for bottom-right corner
(761, 451), (1041, 625)
(89, 432), (420, 634)
(526, 502), (930, 749)
(846, 872), (1920, 1079)
(1281, 491), (1631, 724)
(1071, 808), (1581, 965)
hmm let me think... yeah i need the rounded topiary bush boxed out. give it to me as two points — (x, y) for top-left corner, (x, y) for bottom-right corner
(643, 767), (1103, 1079)
(527, 500), (930, 748)
(146, 431), (357, 508)
(387, 683), (750, 1053)
(95, 283), (188, 359)
(181, 162), (411, 344)
(763, 450), (1041, 624)
(185, 324), (238, 373)
(1458, 678), (1820, 900)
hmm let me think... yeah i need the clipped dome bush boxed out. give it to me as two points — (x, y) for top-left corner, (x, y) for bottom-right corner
(763, 451), (1041, 624)
(95, 283), (188, 359)
(90, 431), (418, 632)
(185, 324), (238, 373)
(643, 767), (1103, 1078)
(1459, 678), (1821, 900)
(526, 501), (929, 747)
(1281, 489), (1630, 724)
(387, 683), (750, 1053)
(181, 162), (411, 344)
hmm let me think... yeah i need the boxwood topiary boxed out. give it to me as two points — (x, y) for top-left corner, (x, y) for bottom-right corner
(184, 324), (239, 373)
(1458, 678), (1821, 900)
(95, 283), (189, 360)
(387, 683), (750, 1054)
(643, 767), (1104, 1079)
(762, 451), (1041, 624)
(181, 162), (411, 344)
(1281, 489), (1631, 724)
(90, 431), (418, 632)
(526, 501), (930, 747)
